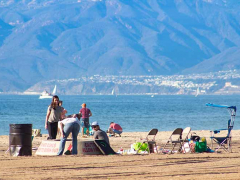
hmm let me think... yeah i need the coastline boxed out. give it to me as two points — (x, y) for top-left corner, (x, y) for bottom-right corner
(0, 130), (240, 179)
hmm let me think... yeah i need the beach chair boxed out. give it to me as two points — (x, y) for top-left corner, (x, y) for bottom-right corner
(207, 103), (236, 153)
(136, 129), (158, 154)
(181, 127), (191, 153)
(162, 128), (183, 154)
(210, 119), (233, 152)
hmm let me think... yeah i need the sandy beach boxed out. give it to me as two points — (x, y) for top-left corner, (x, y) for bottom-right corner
(0, 130), (240, 180)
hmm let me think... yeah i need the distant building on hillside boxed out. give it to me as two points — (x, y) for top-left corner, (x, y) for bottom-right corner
(215, 82), (240, 95)
(224, 82), (238, 88)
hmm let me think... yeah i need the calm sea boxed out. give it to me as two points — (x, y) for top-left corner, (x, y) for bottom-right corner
(0, 95), (239, 135)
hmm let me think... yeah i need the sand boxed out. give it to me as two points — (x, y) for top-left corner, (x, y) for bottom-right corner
(0, 130), (240, 180)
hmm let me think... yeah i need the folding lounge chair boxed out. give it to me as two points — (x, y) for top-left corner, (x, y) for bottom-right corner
(181, 127), (191, 153)
(210, 119), (233, 152)
(162, 128), (183, 154)
(136, 129), (158, 154)
(207, 103), (236, 153)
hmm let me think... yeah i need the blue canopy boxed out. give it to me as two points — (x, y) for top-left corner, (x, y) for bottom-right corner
(206, 103), (236, 128)
(206, 103), (236, 112)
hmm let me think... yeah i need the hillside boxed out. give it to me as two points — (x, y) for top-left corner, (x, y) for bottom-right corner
(0, 0), (240, 92)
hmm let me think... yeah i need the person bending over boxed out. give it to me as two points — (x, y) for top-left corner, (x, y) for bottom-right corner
(91, 121), (109, 145)
(79, 103), (92, 136)
(57, 114), (81, 155)
(108, 122), (123, 137)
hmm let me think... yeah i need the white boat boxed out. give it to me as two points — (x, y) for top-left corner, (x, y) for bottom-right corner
(112, 88), (117, 97)
(151, 95), (154, 98)
(52, 85), (57, 95)
(195, 87), (200, 97)
(39, 85), (57, 99)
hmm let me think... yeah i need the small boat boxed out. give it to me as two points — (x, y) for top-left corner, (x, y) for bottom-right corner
(151, 95), (154, 98)
(112, 88), (117, 97)
(39, 85), (57, 99)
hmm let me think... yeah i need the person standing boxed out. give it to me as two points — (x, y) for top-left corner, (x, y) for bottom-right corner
(57, 114), (81, 155)
(91, 121), (110, 144)
(59, 100), (67, 119)
(79, 103), (92, 136)
(45, 95), (65, 139)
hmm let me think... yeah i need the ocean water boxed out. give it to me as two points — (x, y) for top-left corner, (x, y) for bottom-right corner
(0, 95), (239, 135)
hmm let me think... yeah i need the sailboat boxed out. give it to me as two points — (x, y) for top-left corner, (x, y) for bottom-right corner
(195, 87), (200, 97)
(112, 88), (117, 97)
(39, 85), (57, 99)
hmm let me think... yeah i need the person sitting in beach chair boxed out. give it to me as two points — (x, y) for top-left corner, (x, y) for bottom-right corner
(107, 122), (123, 137)
(92, 121), (110, 145)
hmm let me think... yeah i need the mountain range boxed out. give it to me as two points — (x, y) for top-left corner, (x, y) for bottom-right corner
(1, 0), (240, 92)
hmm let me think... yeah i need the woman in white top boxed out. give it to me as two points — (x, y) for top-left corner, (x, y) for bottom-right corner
(45, 95), (66, 139)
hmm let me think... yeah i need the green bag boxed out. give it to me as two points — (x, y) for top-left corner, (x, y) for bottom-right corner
(195, 141), (207, 153)
(133, 142), (149, 152)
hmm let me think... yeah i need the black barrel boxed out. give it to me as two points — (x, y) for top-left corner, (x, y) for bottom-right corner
(9, 124), (32, 156)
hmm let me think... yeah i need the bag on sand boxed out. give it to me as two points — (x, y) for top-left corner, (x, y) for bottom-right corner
(195, 140), (207, 153)
(133, 142), (149, 152)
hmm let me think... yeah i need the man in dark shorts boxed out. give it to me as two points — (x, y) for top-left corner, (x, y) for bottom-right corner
(79, 103), (92, 136)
